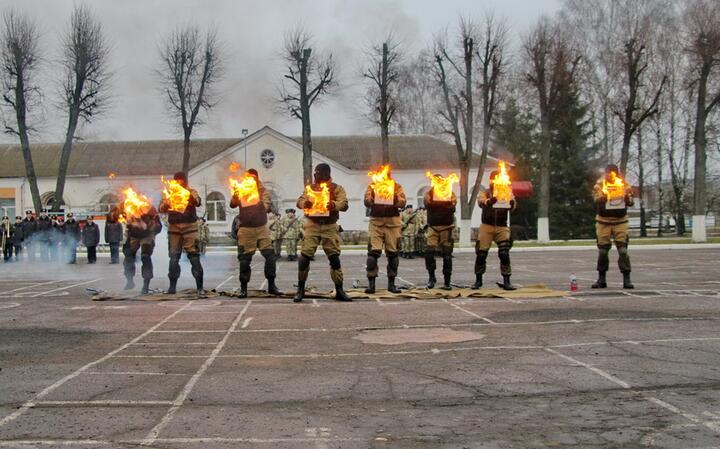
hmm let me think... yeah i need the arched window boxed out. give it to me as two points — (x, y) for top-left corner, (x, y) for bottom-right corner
(40, 192), (65, 209)
(416, 187), (430, 208)
(98, 193), (119, 213)
(206, 191), (226, 222)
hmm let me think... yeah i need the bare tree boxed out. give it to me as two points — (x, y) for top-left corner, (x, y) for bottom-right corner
(432, 14), (507, 243)
(0, 10), (42, 212)
(393, 52), (442, 135)
(278, 27), (336, 185)
(53, 4), (111, 211)
(522, 17), (582, 242)
(613, 0), (667, 175)
(363, 34), (401, 164)
(684, 0), (720, 241)
(158, 24), (223, 177)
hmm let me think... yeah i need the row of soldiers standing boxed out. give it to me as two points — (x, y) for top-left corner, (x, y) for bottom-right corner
(268, 209), (304, 261)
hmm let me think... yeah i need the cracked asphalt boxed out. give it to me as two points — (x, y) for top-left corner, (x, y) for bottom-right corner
(0, 246), (719, 448)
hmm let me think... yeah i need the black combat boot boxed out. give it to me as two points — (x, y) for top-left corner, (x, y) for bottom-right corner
(441, 274), (452, 290)
(140, 279), (150, 295)
(365, 277), (376, 294)
(622, 272), (634, 289)
(387, 277), (401, 294)
(196, 278), (206, 296)
(591, 271), (607, 289)
(124, 278), (135, 290)
(497, 275), (517, 291)
(166, 279), (177, 294)
(267, 278), (281, 296)
(426, 272), (436, 289)
(293, 281), (305, 303)
(471, 274), (483, 290)
(238, 281), (248, 298)
(334, 283), (352, 302)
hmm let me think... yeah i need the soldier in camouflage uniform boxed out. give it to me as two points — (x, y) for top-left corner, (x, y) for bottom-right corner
(415, 207), (427, 256)
(269, 212), (282, 259)
(280, 208), (302, 261)
(400, 205), (417, 259)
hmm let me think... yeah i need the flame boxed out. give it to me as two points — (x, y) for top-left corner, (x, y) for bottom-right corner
(108, 172), (116, 180)
(119, 187), (151, 224)
(368, 165), (395, 205)
(229, 162), (242, 173)
(304, 182), (330, 216)
(601, 171), (625, 200)
(425, 172), (459, 202)
(161, 176), (191, 213)
(229, 172), (260, 207)
(491, 161), (513, 203)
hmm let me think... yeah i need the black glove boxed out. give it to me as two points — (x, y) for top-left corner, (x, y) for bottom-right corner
(509, 199), (516, 208)
(327, 201), (336, 211)
(487, 197), (498, 206)
(303, 200), (313, 209)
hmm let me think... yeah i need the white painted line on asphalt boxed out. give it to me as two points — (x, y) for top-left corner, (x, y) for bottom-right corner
(142, 437), (366, 445)
(84, 371), (187, 376)
(142, 300), (253, 446)
(152, 330), (226, 333)
(0, 302), (20, 310)
(0, 302), (193, 429)
(646, 397), (720, 434)
(441, 298), (496, 324)
(0, 440), (112, 447)
(241, 317), (253, 328)
(4, 280), (57, 293)
(215, 274), (234, 290)
(312, 298), (319, 307)
(30, 278), (103, 297)
(130, 342), (218, 346)
(544, 347), (631, 389)
(35, 400), (173, 406)
(69, 306), (95, 310)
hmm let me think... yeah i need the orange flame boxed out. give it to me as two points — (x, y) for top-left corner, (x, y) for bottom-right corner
(107, 172), (116, 180)
(304, 183), (330, 216)
(368, 165), (395, 205)
(601, 171), (625, 200)
(425, 172), (459, 202)
(228, 162), (242, 173)
(229, 172), (260, 207)
(491, 161), (513, 203)
(161, 176), (190, 213)
(119, 187), (151, 224)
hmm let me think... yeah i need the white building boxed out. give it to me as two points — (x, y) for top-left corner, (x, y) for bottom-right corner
(0, 126), (497, 238)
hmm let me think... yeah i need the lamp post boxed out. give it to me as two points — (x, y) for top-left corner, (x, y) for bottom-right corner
(242, 129), (249, 167)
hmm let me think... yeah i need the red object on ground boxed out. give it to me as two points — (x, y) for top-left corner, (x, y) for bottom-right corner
(512, 181), (533, 199)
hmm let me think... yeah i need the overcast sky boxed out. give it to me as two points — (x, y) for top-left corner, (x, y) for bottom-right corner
(0, 0), (561, 143)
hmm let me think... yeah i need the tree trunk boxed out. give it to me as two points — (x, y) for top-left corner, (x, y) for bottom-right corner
(620, 129), (632, 175)
(53, 111), (79, 212)
(300, 49), (313, 185)
(380, 42), (390, 165)
(655, 124), (663, 237)
(181, 128), (191, 177)
(14, 66), (42, 213)
(692, 63), (710, 242)
(637, 129), (647, 237)
(537, 114), (551, 242)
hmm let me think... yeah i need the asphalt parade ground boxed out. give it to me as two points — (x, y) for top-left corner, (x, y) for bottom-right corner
(0, 246), (719, 448)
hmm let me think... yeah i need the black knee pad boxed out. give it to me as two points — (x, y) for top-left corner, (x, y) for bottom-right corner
(386, 251), (399, 259)
(616, 243), (628, 256)
(122, 244), (135, 258)
(367, 249), (382, 258)
(328, 253), (342, 270)
(441, 245), (453, 256)
(298, 254), (311, 271)
(597, 243), (612, 252)
(260, 248), (275, 260)
(140, 243), (154, 256)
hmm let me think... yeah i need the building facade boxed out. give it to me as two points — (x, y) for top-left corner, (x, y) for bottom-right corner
(0, 127), (498, 239)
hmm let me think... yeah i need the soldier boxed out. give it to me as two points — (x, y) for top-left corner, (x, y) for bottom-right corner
(105, 207), (124, 264)
(400, 205), (417, 258)
(82, 217), (100, 264)
(49, 216), (61, 262)
(424, 178), (457, 290)
(197, 217), (210, 255)
(473, 172), (517, 291)
(159, 172), (205, 295)
(229, 168), (281, 298)
(269, 212), (282, 259)
(293, 163), (351, 302)
(1, 216), (11, 262)
(363, 169), (407, 294)
(10, 216), (24, 261)
(592, 164), (635, 289)
(281, 208), (302, 261)
(35, 210), (51, 262)
(123, 204), (162, 294)
(64, 212), (81, 264)
(415, 207), (427, 256)
(22, 211), (37, 261)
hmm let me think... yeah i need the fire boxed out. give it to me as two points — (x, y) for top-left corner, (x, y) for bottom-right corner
(229, 172), (260, 207)
(119, 187), (151, 223)
(108, 172), (116, 179)
(304, 182), (330, 216)
(161, 176), (191, 213)
(368, 165), (395, 205)
(425, 171), (459, 202)
(601, 171), (625, 200)
(229, 162), (242, 173)
(491, 161), (513, 203)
